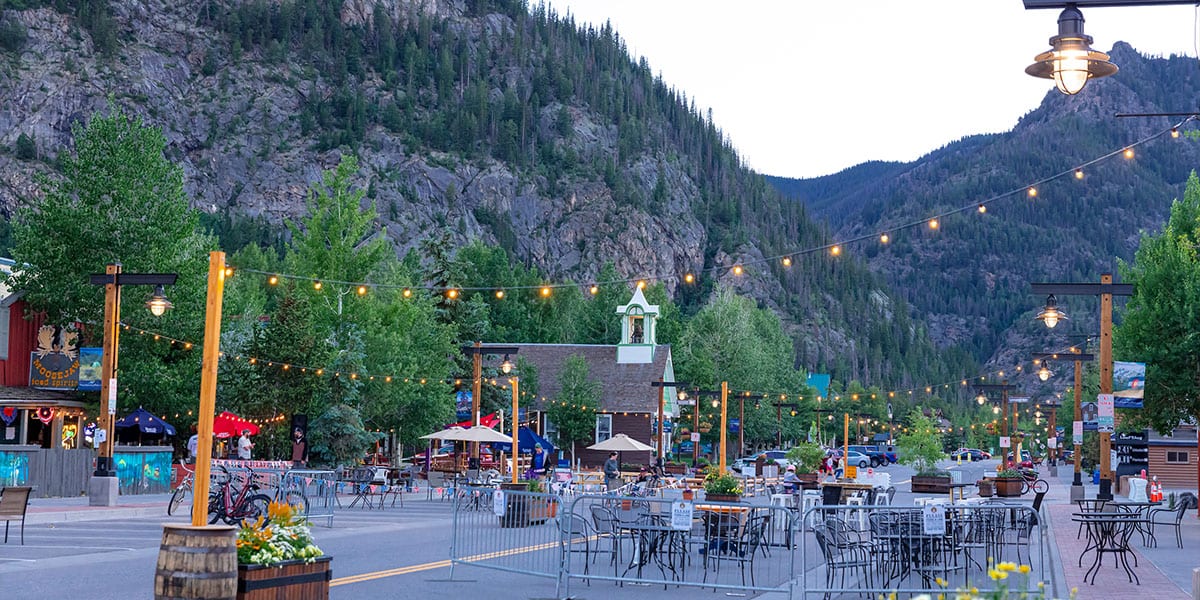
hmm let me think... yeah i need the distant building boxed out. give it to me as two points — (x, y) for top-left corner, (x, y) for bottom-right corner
(480, 288), (676, 467)
(1145, 424), (1197, 491)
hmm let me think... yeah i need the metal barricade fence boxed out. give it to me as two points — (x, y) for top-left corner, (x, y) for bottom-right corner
(560, 494), (797, 598)
(798, 503), (1048, 599)
(283, 469), (337, 527)
(449, 486), (565, 591)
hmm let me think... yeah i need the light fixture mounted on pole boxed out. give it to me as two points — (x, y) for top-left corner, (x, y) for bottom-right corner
(459, 344), (519, 471)
(1024, 3), (1117, 95)
(1035, 295), (1068, 328)
(86, 264), (177, 506)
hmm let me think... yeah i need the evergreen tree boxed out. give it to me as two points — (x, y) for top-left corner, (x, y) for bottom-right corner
(546, 354), (600, 466)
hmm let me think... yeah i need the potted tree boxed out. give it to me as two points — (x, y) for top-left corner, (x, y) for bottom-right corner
(236, 502), (330, 600)
(786, 441), (825, 489)
(993, 468), (1025, 497)
(898, 413), (951, 493)
(703, 470), (743, 503)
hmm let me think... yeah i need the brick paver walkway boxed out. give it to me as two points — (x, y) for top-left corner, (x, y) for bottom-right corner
(1047, 502), (1189, 599)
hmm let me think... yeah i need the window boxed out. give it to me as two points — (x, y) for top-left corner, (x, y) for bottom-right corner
(595, 414), (612, 444)
(543, 417), (558, 446)
(0, 305), (9, 360)
(628, 307), (644, 343)
(1166, 451), (1190, 464)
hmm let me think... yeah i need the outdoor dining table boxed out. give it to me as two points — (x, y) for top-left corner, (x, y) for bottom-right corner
(620, 519), (689, 585)
(1071, 512), (1142, 584)
(1105, 500), (1161, 547)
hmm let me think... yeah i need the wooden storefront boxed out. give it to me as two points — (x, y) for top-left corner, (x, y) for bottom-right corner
(1146, 425), (1198, 491)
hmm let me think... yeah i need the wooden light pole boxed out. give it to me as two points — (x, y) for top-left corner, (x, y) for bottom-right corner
(510, 376), (519, 484)
(719, 381), (728, 473)
(191, 252), (225, 526)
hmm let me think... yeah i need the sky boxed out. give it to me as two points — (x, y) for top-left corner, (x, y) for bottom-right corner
(540, 1), (1200, 179)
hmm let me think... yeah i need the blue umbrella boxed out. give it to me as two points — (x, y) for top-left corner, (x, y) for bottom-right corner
(115, 407), (176, 436)
(490, 426), (555, 457)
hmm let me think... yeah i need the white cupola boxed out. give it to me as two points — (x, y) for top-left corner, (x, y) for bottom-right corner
(616, 287), (658, 364)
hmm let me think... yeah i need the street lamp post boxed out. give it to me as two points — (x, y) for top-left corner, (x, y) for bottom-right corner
(772, 401), (799, 448)
(459, 343), (519, 470)
(649, 380), (685, 458)
(86, 263), (177, 506)
(1033, 349), (1094, 500)
(1033, 275), (1133, 501)
(974, 381), (1017, 468)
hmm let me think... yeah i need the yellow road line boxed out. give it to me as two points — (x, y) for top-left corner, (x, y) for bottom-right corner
(332, 536), (590, 587)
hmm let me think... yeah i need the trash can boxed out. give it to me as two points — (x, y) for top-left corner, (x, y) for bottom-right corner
(1092, 470), (1100, 485)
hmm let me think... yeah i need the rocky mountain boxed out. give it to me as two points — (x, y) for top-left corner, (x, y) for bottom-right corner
(768, 42), (1200, 394)
(0, 0), (977, 389)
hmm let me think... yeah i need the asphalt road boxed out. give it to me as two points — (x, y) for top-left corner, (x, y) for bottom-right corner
(0, 459), (1004, 599)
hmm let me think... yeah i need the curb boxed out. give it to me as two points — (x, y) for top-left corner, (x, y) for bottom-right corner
(26, 505), (169, 525)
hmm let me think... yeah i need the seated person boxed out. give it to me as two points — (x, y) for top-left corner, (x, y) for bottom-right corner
(782, 465), (801, 493)
(637, 466), (651, 482)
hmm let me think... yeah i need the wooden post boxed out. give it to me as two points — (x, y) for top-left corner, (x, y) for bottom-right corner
(719, 382), (728, 473)
(511, 377), (519, 484)
(693, 399), (699, 465)
(738, 395), (744, 459)
(656, 379), (664, 458)
(776, 403), (782, 449)
(1074, 349), (1084, 484)
(96, 263), (121, 476)
(192, 251), (226, 527)
(471, 342), (482, 466)
(1099, 274), (1114, 500)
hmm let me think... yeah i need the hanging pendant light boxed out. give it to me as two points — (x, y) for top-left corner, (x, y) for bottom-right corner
(1025, 5), (1117, 95)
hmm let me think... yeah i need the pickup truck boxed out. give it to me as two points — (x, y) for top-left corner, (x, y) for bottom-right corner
(847, 445), (897, 467)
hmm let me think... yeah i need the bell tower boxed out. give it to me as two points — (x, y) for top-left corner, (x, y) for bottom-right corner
(616, 287), (658, 364)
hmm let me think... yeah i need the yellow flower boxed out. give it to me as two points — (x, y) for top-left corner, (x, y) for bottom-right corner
(988, 568), (1009, 580)
(935, 577), (948, 588)
(1019, 564), (1031, 574)
(997, 561), (1017, 572)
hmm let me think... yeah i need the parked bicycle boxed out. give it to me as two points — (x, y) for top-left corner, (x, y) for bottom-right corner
(1018, 467), (1049, 495)
(167, 460), (193, 516)
(208, 465), (271, 525)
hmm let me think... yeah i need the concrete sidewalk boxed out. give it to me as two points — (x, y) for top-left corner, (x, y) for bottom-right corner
(1044, 463), (1199, 599)
(23, 493), (172, 525)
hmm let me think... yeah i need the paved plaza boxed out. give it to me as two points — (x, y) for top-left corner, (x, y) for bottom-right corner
(0, 460), (1197, 599)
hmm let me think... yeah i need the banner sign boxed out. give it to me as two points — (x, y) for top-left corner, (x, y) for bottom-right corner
(729, 418), (740, 433)
(77, 347), (103, 391)
(1047, 437), (1057, 449)
(1112, 361), (1145, 409)
(999, 436), (1011, 448)
(1081, 401), (1099, 431)
(1097, 394), (1114, 433)
(1008, 397), (1031, 404)
(1073, 421), (1083, 445)
(455, 390), (472, 421)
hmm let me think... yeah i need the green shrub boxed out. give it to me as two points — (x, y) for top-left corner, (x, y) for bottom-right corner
(786, 441), (825, 473)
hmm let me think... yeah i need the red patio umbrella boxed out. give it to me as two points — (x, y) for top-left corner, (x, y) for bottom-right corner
(212, 411), (260, 438)
(452, 412), (500, 429)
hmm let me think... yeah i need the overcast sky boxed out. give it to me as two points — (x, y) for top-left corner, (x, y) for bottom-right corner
(541, 1), (1200, 179)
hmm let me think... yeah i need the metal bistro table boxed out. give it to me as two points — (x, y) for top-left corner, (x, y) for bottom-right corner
(1105, 500), (1161, 547)
(1071, 512), (1142, 584)
(620, 519), (688, 585)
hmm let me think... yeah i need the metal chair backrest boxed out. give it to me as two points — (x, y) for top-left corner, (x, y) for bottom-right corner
(589, 504), (619, 534)
(0, 487), (31, 517)
(559, 512), (591, 536)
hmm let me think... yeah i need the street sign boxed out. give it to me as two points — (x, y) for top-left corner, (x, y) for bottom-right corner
(999, 436), (1011, 448)
(690, 432), (700, 443)
(1097, 394), (1114, 433)
(1073, 421), (1083, 445)
(729, 418), (740, 433)
(107, 379), (117, 414)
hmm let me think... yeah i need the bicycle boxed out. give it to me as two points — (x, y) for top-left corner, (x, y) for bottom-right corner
(167, 459), (193, 516)
(209, 466), (271, 525)
(1018, 467), (1049, 495)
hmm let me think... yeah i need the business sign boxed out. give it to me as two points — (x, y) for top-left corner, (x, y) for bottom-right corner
(1112, 361), (1145, 409)
(77, 347), (103, 391)
(922, 504), (946, 535)
(1081, 401), (1099, 431)
(1008, 397), (1031, 404)
(729, 418), (740, 433)
(1072, 421), (1083, 445)
(29, 326), (79, 390)
(690, 432), (700, 443)
(1096, 394), (1114, 432)
(999, 436), (1011, 448)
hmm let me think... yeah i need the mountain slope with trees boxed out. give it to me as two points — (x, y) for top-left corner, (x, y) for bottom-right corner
(0, 0), (976, 392)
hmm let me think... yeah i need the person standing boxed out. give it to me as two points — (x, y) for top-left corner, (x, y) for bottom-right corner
(186, 426), (199, 463)
(603, 451), (621, 491)
(291, 427), (307, 467)
(237, 429), (254, 460)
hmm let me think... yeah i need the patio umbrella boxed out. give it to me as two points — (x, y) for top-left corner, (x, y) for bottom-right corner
(115, 407), (177, 436)
(587, 433), (654, 452)
(420, 426), (467, 441)
(212, 411), (259, 439)
(457, 425), (515, 444)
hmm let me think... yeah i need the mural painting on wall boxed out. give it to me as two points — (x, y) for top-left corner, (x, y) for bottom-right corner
(115, 451), (172, 495)
(0, 451), (29, 487)
(30, 325), (80, 390)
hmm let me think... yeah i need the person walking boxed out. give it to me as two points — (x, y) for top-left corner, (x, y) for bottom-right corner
(237, 429), (254, 460)
(603, 451), (621, 491)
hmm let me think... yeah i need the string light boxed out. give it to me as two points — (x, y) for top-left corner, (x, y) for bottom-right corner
(540, 286), (552, 298)
(1074, 168), (1084, 180)
(781, 256), (792, 267)
(684, 273), (695, 284)
(357, 285), (368, 296)
(1027, 187), (1037, 198)
(1171, 128), (1180, 138)
(1124, 147), (1134, 159)
(589, 284), (599, 295)
(268, 275), (278, 285)
(928, 219), (939, 230)
(830, 245), (841, 256)
(977, 204), (987, 214)
(402, 288), (412, 298)
(446, 289), (459, 300)
(880, 233), (889, 244)
(313, 280), (322, 291)
(495, 290), (505, 299)
(732, 265), (743, 276)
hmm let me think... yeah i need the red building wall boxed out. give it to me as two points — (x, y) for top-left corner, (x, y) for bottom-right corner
(1, 300), (43, 387)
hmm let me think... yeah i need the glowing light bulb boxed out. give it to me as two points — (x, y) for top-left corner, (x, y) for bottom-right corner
(1074, 168), (1084, 180)
(402, 288), (412, 298)
(684, 273), (695, 284)
(1028, 187), (1037, 198)
(313, 281), (322, 291)
(495, 290), (505, 299)
(540, 286), (552, 297)
(880, 233), (890, 244)
(268, 275), (279, 285)
(357, 285), (368, 296)
(732, 265), (743, 276)
(978, 204), (987, 214)
(782, 256), (792, 267)
(928, 219), (939, 230)
(831, 245), (841, 256)
(1124, 148), (1134, 159)
(589, 284), (599, 295)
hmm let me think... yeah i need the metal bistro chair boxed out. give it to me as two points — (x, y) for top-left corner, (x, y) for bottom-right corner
(558, 512), (596, 584)
(702, 512), (767, 589)
(589, 504), (633, 577)
(0, 486), (32, 545)
(1146, 493), (1196, 549)
(813, 515), (874, 599)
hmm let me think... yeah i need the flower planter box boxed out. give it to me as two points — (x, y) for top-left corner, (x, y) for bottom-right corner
(796, 472), (819, 490)
(498, 484), (555, 527)
(237, 556), (332, 600)
(910, 475), (952, 494)
(993, 477), (1024, 498)
(704, 493), (741, 503)
(977, 480), (995, 498)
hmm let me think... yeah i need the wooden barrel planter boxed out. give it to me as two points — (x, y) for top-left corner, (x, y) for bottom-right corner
(154, 524), (238, 600)
(237, 556), (332, 600)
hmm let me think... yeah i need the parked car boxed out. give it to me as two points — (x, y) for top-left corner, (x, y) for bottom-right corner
(748, 450), (792, 468)
(830, 449), (871, 469)
(847, 445), (896, 467)
(951, 448), (989, 462)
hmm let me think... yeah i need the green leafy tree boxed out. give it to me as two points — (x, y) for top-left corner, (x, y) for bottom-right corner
(546, 354), (600, 466)
(897, 410), (946, 475)
(7, 105), (213, 419)
(1116, 172), (1200, 434)
(307, 404), (380, 467)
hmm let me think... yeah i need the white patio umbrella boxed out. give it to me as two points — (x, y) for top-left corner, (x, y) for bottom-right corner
(587, 433), (654, 452)
(420, 426), (468, 440)
(457, 425), (515, 443)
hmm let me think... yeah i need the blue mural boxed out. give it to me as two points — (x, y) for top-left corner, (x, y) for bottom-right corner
(0, 451), (29, 487)
(115, 451), (172, 494)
